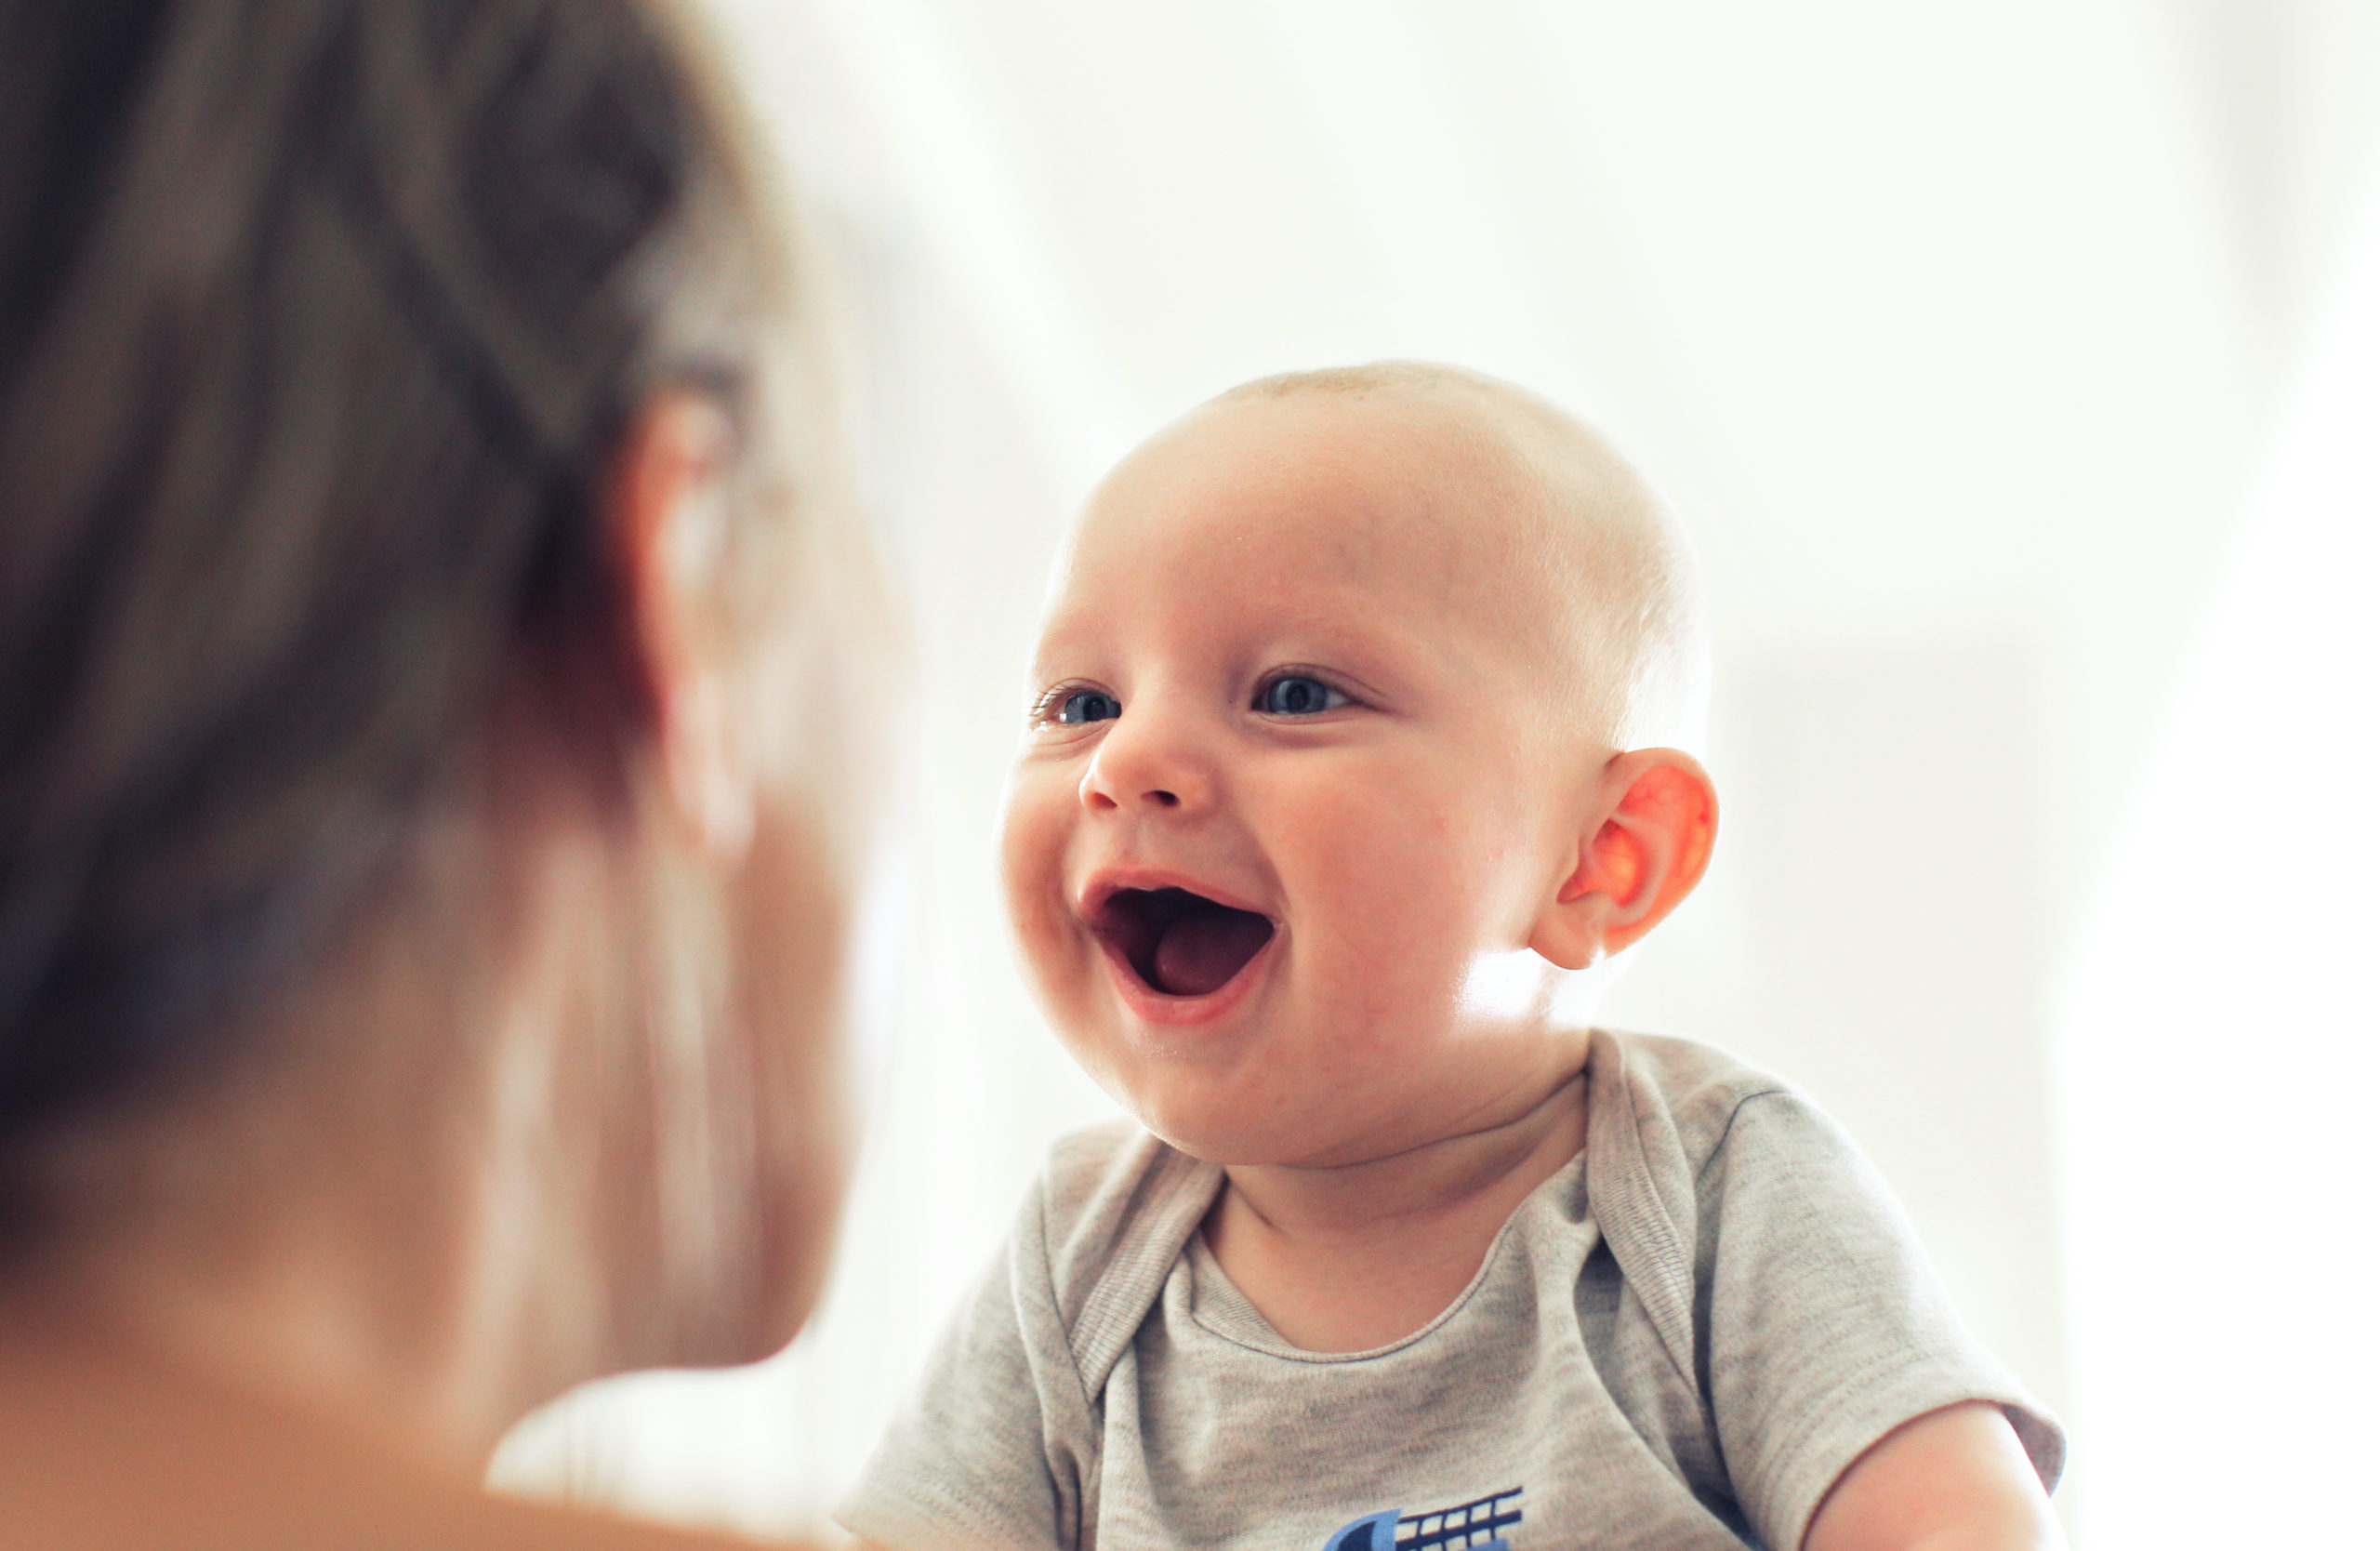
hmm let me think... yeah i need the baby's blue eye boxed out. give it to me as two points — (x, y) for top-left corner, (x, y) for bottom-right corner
(1257, 675), (1346, 716)
(1053, 688), (1121, 725)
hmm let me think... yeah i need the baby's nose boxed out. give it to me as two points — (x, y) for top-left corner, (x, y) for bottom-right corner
(1078, 713), (1209, 814)
(1080, 765), (1192, 813)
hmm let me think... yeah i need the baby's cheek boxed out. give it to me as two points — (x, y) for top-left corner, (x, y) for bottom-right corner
(1324, 775), (1492, 904)
(996, 786), (1077, 970)
(1302, 791), (1484, 982)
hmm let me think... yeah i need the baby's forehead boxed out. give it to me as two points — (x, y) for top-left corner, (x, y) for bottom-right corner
(1040, 400), (1606, 724)
(1049, 369), (1704, 751)
(1076, 390), (1557, 590)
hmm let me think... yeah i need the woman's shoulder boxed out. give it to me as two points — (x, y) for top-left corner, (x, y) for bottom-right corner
(0, 1327), (777, 1551)
(0, 1475), (774, 1551)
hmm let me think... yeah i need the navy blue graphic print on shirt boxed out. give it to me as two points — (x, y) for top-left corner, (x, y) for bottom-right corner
(1322, 1488), (1524, 1551)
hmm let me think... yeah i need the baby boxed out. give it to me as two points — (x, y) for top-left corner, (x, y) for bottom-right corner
(840, 365), (2063, 1551)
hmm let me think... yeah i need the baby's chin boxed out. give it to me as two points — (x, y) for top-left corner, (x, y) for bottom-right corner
(1109, 1080), (1402, 1170)
(1076, 1067), (1273, 1163)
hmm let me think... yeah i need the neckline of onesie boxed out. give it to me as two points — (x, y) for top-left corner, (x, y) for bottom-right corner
(1176, 1141), (1593, 1364)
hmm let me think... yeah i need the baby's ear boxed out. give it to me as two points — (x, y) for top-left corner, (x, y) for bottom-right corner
(1528, 749), (1718, 971)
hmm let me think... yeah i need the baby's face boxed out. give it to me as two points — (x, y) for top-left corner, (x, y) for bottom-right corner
(1000, 393), (1604, 1166)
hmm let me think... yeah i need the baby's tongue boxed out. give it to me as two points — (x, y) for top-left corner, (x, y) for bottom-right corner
(1151, 909), (1272, 997)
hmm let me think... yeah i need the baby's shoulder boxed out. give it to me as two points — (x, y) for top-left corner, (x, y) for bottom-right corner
(1018, 1116), (1220, 1339)
(1588, 1027), (1797, 1177)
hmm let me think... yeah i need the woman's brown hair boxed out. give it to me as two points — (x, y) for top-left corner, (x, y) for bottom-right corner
(0, 0), (787, 1144)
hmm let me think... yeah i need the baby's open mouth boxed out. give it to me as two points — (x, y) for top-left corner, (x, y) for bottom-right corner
(1091, 887), (1276, 999)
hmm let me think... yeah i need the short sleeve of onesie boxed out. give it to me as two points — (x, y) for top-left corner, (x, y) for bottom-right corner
(1689, 1089), (2063, 1551)
(839, 1231), (1064, 1551)
(838, 1034), (2061, 1551)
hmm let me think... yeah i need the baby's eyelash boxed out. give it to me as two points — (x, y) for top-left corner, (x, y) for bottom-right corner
(1252, 668), (1359, 712)
(1029, 682), (1119, 727)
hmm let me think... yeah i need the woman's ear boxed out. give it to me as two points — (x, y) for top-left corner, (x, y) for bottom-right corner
(1527, 749), (1718, 971)
(610, 390), (752, 857)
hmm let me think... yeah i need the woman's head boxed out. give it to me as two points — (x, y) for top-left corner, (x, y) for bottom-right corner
(0, 0), (888, 1399)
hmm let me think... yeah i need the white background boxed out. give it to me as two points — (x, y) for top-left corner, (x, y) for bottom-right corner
(493, 4), (2380, 1544)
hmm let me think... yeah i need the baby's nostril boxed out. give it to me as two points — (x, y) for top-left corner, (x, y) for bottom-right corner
(1148, 789), (1179, 807)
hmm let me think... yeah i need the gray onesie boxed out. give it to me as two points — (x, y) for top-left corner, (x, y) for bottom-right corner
(840, 1030), (2061, 1551)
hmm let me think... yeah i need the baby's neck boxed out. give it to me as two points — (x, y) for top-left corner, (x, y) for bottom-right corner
(1202, 1070), (1588, 1354)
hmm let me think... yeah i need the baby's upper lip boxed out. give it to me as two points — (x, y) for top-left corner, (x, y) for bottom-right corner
(1076, 866), (1276, 923)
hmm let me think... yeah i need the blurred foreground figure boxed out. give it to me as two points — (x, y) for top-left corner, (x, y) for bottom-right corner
(0, 0), (892, 1544)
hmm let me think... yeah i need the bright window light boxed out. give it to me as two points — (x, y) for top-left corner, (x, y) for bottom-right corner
(2053, 161), (2380, 1547)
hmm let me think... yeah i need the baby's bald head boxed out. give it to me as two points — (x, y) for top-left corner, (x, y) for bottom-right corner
(1198, 362), (1709, 754)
